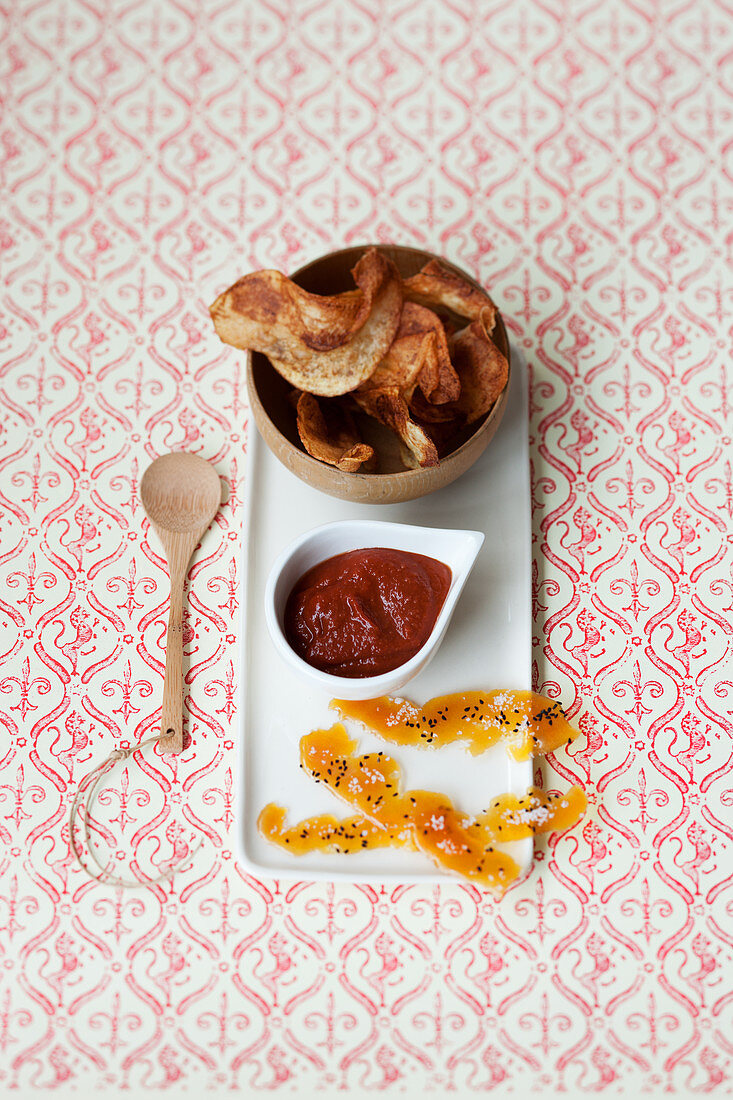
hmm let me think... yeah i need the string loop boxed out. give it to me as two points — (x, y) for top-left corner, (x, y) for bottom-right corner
(69, 737), (203, 889)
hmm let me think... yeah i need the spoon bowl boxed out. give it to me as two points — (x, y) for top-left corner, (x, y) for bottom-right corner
(141, 453), (222, 533)
(140, 452), (221, 753)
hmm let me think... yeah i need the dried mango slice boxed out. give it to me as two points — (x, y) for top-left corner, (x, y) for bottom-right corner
(258, 803), (411, 854)
(330, 690), (579, 761)
(473, 786), (588, 841)
(299, 724), (520, 893)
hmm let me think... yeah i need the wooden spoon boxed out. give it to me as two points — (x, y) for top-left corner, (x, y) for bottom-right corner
(140, 452), (222, 754)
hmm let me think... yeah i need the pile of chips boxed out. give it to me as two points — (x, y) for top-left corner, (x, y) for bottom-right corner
(210, 248), (509, 470)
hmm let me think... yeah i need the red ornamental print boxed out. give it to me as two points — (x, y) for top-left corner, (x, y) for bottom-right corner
(0, 0), (732, 1096)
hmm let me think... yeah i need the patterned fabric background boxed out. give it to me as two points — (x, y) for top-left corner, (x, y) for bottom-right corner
(0, 0), (731, 1094)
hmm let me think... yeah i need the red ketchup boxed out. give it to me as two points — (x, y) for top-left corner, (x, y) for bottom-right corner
(284, 547), (452, 678)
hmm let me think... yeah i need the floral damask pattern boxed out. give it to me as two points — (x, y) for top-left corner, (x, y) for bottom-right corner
(0, 0), (731, 1094)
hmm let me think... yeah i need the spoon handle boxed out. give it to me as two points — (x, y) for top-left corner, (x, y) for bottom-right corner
(159, 540), (191, 754)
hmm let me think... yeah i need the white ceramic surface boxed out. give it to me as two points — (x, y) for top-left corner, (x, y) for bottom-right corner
(264, 520), (484, 700)
(236, 349), (533, 883)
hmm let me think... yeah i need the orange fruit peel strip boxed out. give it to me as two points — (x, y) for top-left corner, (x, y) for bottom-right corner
(259, 784), (588, 858)
(297, 724), (520, 894)
(331, 690), (580, 761)
(473, 785), (588, 842)
(257, 802), (412, 854)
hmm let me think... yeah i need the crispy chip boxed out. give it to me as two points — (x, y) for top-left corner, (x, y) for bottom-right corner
(356, 304), (455, 401)
(397, 440), (420, 470)
(420, 416), (466, 458)
(399, 419), (456, 466)
(350, 303), (452, 468)
(409, 386), (460, 424)
(393, 302), (460, 404)
(210, 248), (506, 473)
(407, 308), (508, 456)
(403, 259), (498, 328)
(296, 392), (374, 473)
(450, 310), (509, 424)
(209, 248), (402, 396)
(356, 389), (438, 468)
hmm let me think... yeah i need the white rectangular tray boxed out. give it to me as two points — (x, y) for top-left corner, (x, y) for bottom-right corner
(236, 351), (533, 882)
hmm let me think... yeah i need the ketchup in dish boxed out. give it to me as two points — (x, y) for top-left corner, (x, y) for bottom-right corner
(284, 548), (452, 678)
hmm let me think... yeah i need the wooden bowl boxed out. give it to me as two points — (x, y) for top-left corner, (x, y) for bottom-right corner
(246, 244), (511, 505)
